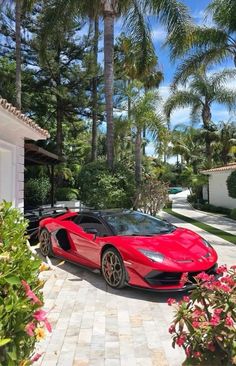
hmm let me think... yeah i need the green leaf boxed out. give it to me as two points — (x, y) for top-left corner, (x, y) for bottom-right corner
(5, 275), (20, 285)
(0, 338), (11, 346)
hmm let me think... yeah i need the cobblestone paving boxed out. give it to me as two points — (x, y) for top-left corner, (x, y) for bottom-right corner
(35, 258), (185, 366)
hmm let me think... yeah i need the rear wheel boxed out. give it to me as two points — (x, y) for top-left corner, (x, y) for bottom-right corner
(39, 229), (53, 257)
(101, 248), (126, 289)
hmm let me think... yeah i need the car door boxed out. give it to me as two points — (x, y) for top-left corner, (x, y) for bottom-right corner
(69, 214), (110, 268)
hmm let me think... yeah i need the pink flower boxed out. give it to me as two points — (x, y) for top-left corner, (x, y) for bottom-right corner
(21, 280), (42, 305)
(193, 351), (201, 358)
(230, 265), (236, 270)
(214, 308), (223, 316)
(225, 316), (234, 327)
(221, 276), (235, 287)
(210, 315), (220, 326)
(167, 298), (176, 306)
(216, 265), (227, 274)
(183, 296), (190, 303)
(219, 284), (231, 293)
(30, 353), (42, 363)
(176, 334), (186, 347)
(33, 309), (47, 322)
(25, 322), (36, 337)
(192, 321), (200, 328)
(33, 310), (52, 333)
(180, 272), (188, 285)
(193, 309), (204, 318)
(168, 324), (175, 334)
(185, 346), (191, 357)
(195, 272), (210, 281)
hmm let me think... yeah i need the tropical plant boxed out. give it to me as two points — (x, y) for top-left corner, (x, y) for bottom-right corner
(226, 170), (236, 199)
(0, 202), (51, 365)
(40, 0), (190, 169)
(214, 121), (236, 165)
(168, 0), (236, 84)
(168, 265), (236, 366)
(24, 177), (51, 207)
(165, 68), (236, 167)
(78, 160), (135, 208)
(130, 86), (165, 186)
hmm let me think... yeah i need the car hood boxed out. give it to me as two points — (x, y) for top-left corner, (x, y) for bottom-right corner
(119, 227), (212, 261)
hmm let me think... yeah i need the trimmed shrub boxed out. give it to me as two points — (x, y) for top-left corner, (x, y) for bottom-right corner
(25, 177), (51, 207)
(56, 187), (79, 201)
(227, 170), (236, 199)
(0, 202), (50, 365)
(78, 161), (135, 209)
(230, 208), (236, 220)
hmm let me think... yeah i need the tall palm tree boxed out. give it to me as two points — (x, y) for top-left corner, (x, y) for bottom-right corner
(41, 0), (191, 170)
(164, 68), (236, 167)
(168, 0), (236, 85)
(131, 90), (165, 186)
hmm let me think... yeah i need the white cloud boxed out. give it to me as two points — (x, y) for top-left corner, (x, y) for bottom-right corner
(146, 141), (156, 156)
(151, 28), (167, 42)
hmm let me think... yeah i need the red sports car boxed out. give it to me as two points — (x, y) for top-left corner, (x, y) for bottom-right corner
(39, 209), (218, 291)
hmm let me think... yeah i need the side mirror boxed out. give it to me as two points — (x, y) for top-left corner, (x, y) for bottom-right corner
(84, 227), (98, 239)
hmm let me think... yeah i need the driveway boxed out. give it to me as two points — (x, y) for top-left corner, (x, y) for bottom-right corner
(35, 196), (236, 366)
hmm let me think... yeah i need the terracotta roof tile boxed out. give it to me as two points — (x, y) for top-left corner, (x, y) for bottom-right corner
(0, 97), (49, 138)
(201, 163), (236, 174)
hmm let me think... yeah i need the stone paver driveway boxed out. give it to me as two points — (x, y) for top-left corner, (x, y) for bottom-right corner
(35, 212), (236, 366)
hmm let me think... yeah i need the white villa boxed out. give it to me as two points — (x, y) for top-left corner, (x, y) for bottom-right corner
(202, 163), (236, 209)
(0, 98), (49, 211)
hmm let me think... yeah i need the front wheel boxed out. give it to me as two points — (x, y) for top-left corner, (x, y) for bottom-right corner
(39, 228), (53, 257)
(101, 248), (126, 289)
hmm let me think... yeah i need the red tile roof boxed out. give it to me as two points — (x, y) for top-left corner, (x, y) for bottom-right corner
(0, 98), (49, 138)
(201, 163), (236, 174)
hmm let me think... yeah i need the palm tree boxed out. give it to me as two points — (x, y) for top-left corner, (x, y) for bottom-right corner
(131, 89), (165, 186)
(41, 0), (191, 170)
(214, 121), (236, 165)
(168, 0), (236, 84)
(115, 33), (163, 155)
(164, 68), (236, 167)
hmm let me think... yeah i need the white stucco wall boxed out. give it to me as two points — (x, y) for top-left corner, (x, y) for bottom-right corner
(208, 170), (236, 209)
(0, 107), (47, 211)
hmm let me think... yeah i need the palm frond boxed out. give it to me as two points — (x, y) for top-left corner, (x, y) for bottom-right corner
(164, 90), (200, 119)
(172, 47), (229, 87)
(214, 88), (236, 111)
(210, 68), (236, 89)
(124, 1), (156, 76)
(207, 0), (236, 33)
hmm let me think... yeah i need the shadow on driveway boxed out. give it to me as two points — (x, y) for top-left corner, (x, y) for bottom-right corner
(36, 249), (187, 305)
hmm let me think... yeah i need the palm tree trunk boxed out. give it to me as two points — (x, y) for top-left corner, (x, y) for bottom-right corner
(15, 0), (21, 110)
(103, 4), (115, 170)
(135, 127), (142, 187)
(202, 102), (212, 167)
(91, 17), (99, 162)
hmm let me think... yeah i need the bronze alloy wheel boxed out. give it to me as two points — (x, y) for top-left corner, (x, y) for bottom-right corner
(39, 229), (53, 257)
(101, 248), (126, 289)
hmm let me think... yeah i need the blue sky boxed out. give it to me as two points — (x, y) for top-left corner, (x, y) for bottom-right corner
(113, 0), (235, 139)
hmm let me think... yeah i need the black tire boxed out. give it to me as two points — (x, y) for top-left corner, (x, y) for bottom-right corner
(101, 247), (127, 289)
(39, 228), (53, 257)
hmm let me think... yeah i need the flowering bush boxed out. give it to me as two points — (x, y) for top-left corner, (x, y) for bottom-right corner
(168, 266), (236, 366)
(0, 202), (51, 365)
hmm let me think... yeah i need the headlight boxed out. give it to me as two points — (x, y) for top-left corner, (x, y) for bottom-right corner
(138, 249), (164, 263)
(202, 238), (212, 248)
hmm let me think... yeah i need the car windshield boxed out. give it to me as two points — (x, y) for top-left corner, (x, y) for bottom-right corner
(102, 211), (175, 236)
